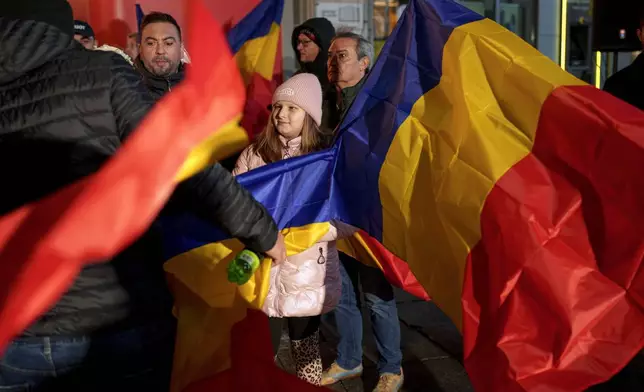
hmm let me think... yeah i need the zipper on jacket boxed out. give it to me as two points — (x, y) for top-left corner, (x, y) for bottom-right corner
(317, 247), (326, 265)
(166, 78), (171, 92)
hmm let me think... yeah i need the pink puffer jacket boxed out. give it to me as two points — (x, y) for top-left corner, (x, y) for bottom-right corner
(233, 136), (356, 317)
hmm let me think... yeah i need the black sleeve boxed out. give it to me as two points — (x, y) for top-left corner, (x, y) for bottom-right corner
(172, 163), (279, 254)
(108, 54), (155, 140)
(602, 75), (616, 93)
(602, 73), (628, 99)
(107, 54), (277, 253)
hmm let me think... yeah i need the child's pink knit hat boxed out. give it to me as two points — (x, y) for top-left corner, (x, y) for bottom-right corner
(272, 73), (322, 126)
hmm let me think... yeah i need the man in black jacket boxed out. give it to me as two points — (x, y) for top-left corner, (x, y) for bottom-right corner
(0, 1), (284, 391)
(291, 17), (336, 89)
(603, 10), (644, 110)
(135, 12), (186, 100)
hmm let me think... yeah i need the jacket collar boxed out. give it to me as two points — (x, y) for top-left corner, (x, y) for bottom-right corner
(279, 135), (302, 158)
(340, 76), (366, 104)
(135, 56), (185, 97)
(325, 76), (367, 115)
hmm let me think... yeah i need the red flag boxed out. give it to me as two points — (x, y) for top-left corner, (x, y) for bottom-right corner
(182, 310), (325, 392)
(0, 0), (244, 351)
(462, 86), (644, 391)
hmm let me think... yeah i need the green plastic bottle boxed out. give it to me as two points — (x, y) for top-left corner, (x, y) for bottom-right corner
(227, 249), (261, 285)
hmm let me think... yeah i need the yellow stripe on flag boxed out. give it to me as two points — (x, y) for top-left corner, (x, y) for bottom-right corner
(378, 18), (583, 328)
(164, 221), (331, 391)
(165, 221), (332, 309)
(234, 22), (281, 84)
(337, 235), (384, 270)
(175, 116), (248, 182)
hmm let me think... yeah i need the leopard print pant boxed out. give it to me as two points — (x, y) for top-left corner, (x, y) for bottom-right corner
(291, 331), (323, 386)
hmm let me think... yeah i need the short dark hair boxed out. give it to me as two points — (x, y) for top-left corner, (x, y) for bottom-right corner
(140, 12), (182, 40)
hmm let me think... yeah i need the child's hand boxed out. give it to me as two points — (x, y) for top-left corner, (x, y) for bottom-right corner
(265, 232), (287, 264)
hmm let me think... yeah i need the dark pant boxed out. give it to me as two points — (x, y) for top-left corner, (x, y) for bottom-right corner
(333, 253), (402, 374)
(0, 320), (176, 392)
(270, 316), (321, 355)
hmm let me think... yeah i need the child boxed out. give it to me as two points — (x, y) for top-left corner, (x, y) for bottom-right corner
(233, 73), (355, 385)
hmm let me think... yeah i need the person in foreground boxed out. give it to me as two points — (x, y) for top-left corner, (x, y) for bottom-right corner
(234, 73), (355, 385)
(0, 1), (285, 391)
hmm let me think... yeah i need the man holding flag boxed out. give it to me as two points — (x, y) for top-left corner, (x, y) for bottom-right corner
(0, 0), (285, 390)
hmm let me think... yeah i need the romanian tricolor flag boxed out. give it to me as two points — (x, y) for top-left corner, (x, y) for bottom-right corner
(163, 0), (644, 391)
(3, 0), (644, 391)
(227, 0), (284, 140)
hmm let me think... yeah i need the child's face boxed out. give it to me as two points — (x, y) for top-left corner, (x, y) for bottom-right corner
(272, 101), (306, 140)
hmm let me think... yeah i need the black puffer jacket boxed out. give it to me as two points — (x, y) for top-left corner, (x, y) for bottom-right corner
(0, 18), (278, 336)
(135, 55), (185, 101)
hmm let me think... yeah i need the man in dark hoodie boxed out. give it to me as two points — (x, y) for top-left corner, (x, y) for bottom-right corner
(603, 8), (644, 110)
(0, 1), (285, 391)
(291, 17), (336, 88)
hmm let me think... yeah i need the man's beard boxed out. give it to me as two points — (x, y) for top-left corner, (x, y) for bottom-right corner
(148, 56), (177, 77)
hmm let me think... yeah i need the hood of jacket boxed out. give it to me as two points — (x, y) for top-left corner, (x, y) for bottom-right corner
(0, 18), (74, 85)
(291, 17), (335, 86)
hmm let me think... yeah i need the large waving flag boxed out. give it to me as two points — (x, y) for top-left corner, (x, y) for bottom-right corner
(162, 0), (644, 390)
(227, 0), (284, 140)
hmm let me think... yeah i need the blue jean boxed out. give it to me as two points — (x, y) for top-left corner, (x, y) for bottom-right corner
(333, 253), (402, 374)
(0, 320), (176, 392)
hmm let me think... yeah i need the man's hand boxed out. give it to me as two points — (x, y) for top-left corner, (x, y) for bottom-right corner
(265, 232), (287, 264)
